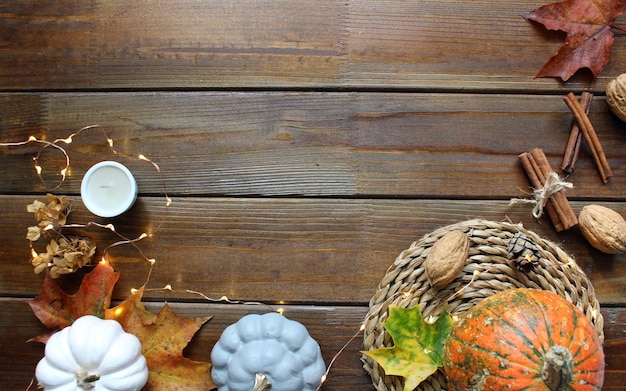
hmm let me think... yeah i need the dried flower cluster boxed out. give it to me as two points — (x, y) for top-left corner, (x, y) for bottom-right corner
(27, 194), (96, 277)
(31, 237), (97, 278)
(26, 194), (70, 241)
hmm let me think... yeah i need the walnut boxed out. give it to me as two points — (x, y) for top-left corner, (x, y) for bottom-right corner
(606, 73), (626, 123)
(425, 230), (470, 288)
(578, 204), (626, 254)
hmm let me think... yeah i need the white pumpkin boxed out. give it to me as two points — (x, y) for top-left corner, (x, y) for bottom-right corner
(35, 315), (148, 391)
(211, 312), (326, 391)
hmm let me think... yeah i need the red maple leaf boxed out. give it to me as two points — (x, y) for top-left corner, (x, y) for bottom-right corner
(525, 0), (626, 81)
(28, 260), (119, 342)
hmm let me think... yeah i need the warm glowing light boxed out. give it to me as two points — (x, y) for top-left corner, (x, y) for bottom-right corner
(113, 307), (124, 317)
(31, 249), (39, 257)
(359, 323), (366, 332)
(100, 258), (107, 264)
(523, 253), (534, 261)
(139, 233), (148, 240)
(165, 197), (172, 207)
(319, 374), (327, 384)
(164, 284), (172, 291)
(61, 136), (73, 144)
(138, 154), (148, 161)
(34, 165), (42, 175)
(219, 295), (229, 301)
(131, 288), (138, 294)
(60, 168), (68, 178)
(28, 136), (37, 142)
(276, 308), (285, 315)
(43, 224), (54, 231)
(104, 224), (115, 231)
(107, 138), (114, 147)
(148, 258), (156, 264)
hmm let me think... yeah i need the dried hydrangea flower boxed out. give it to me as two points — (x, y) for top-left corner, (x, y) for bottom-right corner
(26, 194), (71, 241)
(31, 237), (97, 277)
(26, 194), (96, 277)
(26, 226), (42, 241)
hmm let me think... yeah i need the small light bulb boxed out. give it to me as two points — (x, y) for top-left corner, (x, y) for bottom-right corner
(113, 307), (124, 317)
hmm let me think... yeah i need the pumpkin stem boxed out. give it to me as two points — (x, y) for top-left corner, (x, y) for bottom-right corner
(253, 373), (272, 391)
(76, 370), (100, 390)
(542, 346), (574, 391)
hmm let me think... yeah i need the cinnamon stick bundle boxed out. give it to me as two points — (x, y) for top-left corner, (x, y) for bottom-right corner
(563, 92), (612, 183)
(519, 148), (578, 232)
(562, 92), (593, 173)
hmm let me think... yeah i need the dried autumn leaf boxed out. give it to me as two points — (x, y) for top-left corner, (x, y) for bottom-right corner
(27, 260), (119, 342)
(106, 288), (214, 391)
(363, 305), (453, 391)
(525, 0), (626, 81)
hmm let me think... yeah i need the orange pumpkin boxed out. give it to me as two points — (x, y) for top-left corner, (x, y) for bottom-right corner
(444, 288), (604, 391)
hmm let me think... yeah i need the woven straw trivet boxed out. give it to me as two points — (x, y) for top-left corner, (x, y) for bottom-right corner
(362, 219), (604, 391)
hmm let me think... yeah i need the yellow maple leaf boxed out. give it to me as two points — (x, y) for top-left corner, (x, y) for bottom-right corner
(105, 288), (214, 391)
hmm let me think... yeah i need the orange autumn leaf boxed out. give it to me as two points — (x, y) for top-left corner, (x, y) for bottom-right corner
(106, 288), (214, 391)
(28, 260), (119, 342)
(525, 0), (626, 81)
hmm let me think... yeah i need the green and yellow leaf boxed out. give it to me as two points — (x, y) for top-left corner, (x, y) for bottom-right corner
(363, 304), (453, 391)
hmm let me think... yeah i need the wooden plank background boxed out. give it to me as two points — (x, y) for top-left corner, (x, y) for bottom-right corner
(1, 1), (625, 390)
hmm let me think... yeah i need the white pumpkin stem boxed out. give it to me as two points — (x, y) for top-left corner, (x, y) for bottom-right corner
(76, 370), (100, 390)
(542, 345), (574, 391)
(253, 373), (272, 391)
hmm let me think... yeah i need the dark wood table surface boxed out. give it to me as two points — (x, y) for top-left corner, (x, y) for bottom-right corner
(1, 1), (625, 390)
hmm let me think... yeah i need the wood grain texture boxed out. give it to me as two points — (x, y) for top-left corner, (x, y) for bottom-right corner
(1, 0), (625, 91)
(2, 0), (626, 389)
(2, 195), (625, 304)
(1, 92), (625, 198)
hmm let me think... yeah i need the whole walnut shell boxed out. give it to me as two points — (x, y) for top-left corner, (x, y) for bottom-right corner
(606, 73), (626, 123)
(579, 204), (626, 254)
(425, 230), (470, 288)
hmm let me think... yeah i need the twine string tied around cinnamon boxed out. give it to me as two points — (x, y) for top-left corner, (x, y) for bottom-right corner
(510, 172), (573, 219)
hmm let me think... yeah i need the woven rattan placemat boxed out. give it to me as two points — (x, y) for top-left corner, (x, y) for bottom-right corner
(362, 219), (603, 391)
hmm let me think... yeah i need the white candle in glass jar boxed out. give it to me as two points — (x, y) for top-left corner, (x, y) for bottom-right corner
(81, 161), (137, 218)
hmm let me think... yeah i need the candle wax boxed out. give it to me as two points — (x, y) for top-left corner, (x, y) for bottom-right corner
(83, 164), (135, 217)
